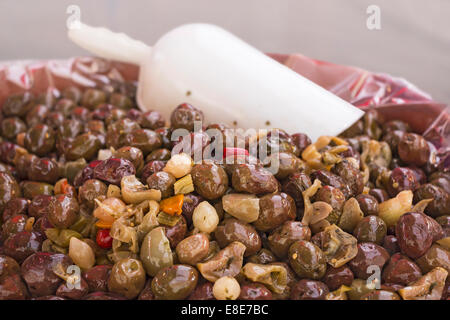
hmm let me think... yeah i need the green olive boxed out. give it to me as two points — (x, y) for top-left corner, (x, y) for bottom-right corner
(65, 133), (102, 161)
(140, 227), (173, 276)
(81, 89), (107, 110)
(24, 124), (55, 156)
(353, 215), (387, 245)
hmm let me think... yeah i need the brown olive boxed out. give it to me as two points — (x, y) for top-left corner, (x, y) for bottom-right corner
(139, 110), (165, 129)
(125, 129), (162, 156)
(1, 117), (27, 141)
(191, 162), (228, 200)
(281, 172), (312, 209)
(81, 89), (107, 110)
(2, 214), (27, 240)
(271, 152), (304, 180)
(382, 253), (422, 285)
(310, 170), (351, 198)
(26, 105), (49, 128)
(361, 290), (401, 300)
(2, 92), (34, 117)
(355, 194), (379, 216)
(28, 158), (59, 184)
(288, 240), (327, 279)
(268, 221), (311, 258)
(369, 188), (389, 203)
(231, 163), (278, 195)
(239, 283), (272, 300)
(331, 159), (364, 198)
(247, 249), (277, 265)
(21, 181), (53, 199)
(386, 167), (418, 197)
(415, 244), (450, 274)
(398, 133), (430, 166)
(105, 118), (141, 150)
(47, 195), (79, 229)
(414, 183), (450, 218)
(2, 197), (29, 222)
(187, 282), (215, 300)
(323, 266), (354, 291)
(170, 103), (204, 131)
(56, 277), (89, 300)
(146, 171), (176, 198)
(82, 265), (112, 292)
(0, 273), (29, 300)
(291, 133), (311, 154)
(151, 264), (198, 300)
(353, 215), (387, 245)
(141, 160), (166, 182)
(254, 192), (296, 232)
(24, 124), (55, 157)
(396, 212), (434, 259)
(314, 185), (345, 224)
(77, 179), (107, 209)
(348, 243), (390, 279)
(164, 215), (187, 249)
(0, 172), (21, 213)
(146, 148), (171, 162)
(215, 218), (261, 257)
(290, 280), (329, 300)
(175, 233), (210, 265)
(93, 158), (136, 186)
(65, 133), (102, 161)
(3, 231), (44, 263)
(382, 235), (400, 256)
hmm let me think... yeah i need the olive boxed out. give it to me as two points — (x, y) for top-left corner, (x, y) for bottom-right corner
(383, 120), (410, 134)
(125, 129), (162, 155)
(84, 292), (126, 300)
(109, 92), (134, 110)
(146, 148), (171, 162)
(2, 92), (34, 117)
(93, 158), (136, 186)
(355, 194), (379, 216)
(181, 194), (203, 226)
(1, 117), (26, 141)
(27, 195), (52, 219)
(45, 112), (65, 129)
(108, 258), (146, 299)
(155, 127), (173, 149)
(47, 195), (79, 229)
(170, 103), (204, 131)
(386, 167), (418, 197)
(81, 89), (107, 110)
(2, 214), (27, 240)
(381, 130), (404, 155)
(61, 86), (81, 103)
(127, 108), (142, 121)
(21, 181), (53, 199)
(281, 172), (312, 209)
(140, 227), (173, 277)
(253, 192), (296, 232)
(64, 133), (102, 161)
(3, 231), (44, 263)
(57, 119), (84, 140)
(2, 197), (28, 222)
(0, 273), (29, 300)
(138, 280), (155, 300)
(268, 221), (311, 258)
(106, 118), (141, 149)
(239, 283), (272, 300)
(77, 179), (107, 209)
(290, 280), (329, 300)
(0, 172), (21, 212)
(361, 290), (401, 300)
(414, 183), (450, 218)
(215, 218), (261, 257)
(187, 282), (215, 300)
(314, 185), (345, 224)
(382, 253), (422, 285)
(231, 163), (278, 195)
(310, 170), (351, 198)
(0, 255), (21, 279)
(82, 265), (112, 292)
(24, 124), (55, 156)
(247, 249), (277, 265)
(347, 279), (374, 300)
(369, 188), (389, 203)
(398, 133), (430, 166)
(288, 240), (327, 279)
(151, 264), (198, 300)
(113, 146), (144, 174)
(13, 152), (37, 180)
(291, 133), (311, 154)
(191, 162), (229, 200)
(348, 243), (390, 279)
(56, 277), (89, 300)
(28, 158), (59, 184)
(415, 244), (450, 274)
(140, 110), (166, 130)
(146, 171), (176, 198)
(261, 128), (299, 156)
(140, 160), (166, 182)
(331, 159), (364, 197)
(175, 233), (210, 265)
(382, 235), (400, 256)
(323, 266), (354, 291)
(54, 99), (76, 116)
(353, 216), (387, 245)
(25, 105), (49, 128)
(396, 212), (434, 259)
(164, 215), (187, 248)
(86, 120), (106, 135)
(21, 252), (72, 297)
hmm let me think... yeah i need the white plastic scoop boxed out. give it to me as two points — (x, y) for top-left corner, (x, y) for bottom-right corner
(68, 23), (364, 141)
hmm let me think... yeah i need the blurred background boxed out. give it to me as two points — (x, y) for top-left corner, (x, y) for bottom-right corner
(0, 0), (449, 102)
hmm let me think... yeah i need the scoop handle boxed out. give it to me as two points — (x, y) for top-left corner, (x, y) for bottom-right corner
(68, 22), (151, 65)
